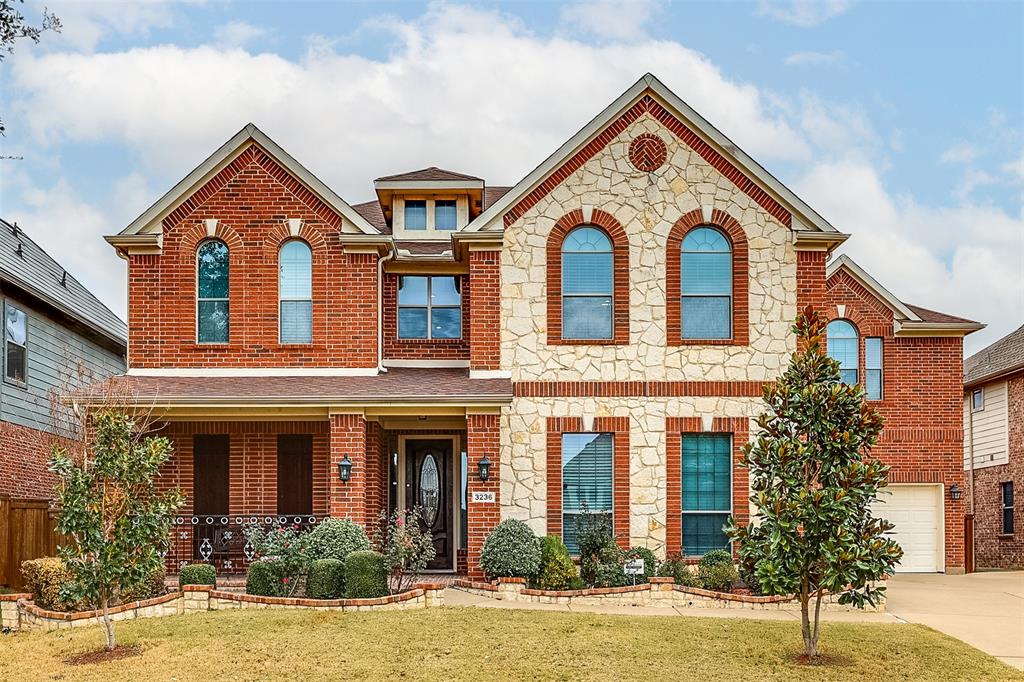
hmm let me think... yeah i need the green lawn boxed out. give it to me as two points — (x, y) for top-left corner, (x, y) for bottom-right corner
(3, 607), (1019, 681)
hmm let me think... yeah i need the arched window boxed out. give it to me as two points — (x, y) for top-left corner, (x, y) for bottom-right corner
(827, 319), (859, 385)
(562, 226), (613, 340)
(197, 240), (229, 343)
(681, 227), (732, 340)
(279, 240), (312, 344)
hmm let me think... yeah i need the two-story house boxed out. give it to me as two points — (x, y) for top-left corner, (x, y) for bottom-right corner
(0, 219), (126, 505)
(102, 74), (980, 577)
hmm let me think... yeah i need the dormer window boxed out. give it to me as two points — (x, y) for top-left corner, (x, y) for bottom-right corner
(435, 200), (457, 231)
(405, 200), (427, 230)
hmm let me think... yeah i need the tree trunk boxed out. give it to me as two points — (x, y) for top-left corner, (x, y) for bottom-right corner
(101, 597), (116, 651)
(811, 588), (825, 654)
(798, 581), (818, 659)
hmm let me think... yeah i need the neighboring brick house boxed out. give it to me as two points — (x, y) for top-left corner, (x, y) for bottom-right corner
(0, 218), (127, 501)
(102, 74), (980, 577)
(963, 324), (1024, 569)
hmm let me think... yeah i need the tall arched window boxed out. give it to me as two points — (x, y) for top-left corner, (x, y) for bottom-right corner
(197, 240), (229, 343)
(827, 319), (859, 385)
(279, 240), (312, 344)
(562, 226), (613, 340)
(681, 227), (732, 340)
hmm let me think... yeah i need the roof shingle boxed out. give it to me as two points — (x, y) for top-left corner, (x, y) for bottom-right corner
(375, 167), (482, 183)
(964, 323), (1024, 386)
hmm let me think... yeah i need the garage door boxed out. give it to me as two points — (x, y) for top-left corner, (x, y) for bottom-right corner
(876, 485), (940, 572)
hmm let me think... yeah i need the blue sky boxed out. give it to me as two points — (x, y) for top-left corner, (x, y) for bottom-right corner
(0, 0), (1021, 354)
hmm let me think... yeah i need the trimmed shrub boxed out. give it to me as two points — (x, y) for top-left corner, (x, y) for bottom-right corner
(307, 519), (370, 562)
(344, 550), (389, 599)
(120, 565), (166, 603)
(479, 519), (541, 579)
(657, 553), (698, 587)
(21, 557), (81, 611)
(698, 549), (733, 570)
(178, 563), (217, 588)
(305, 559), (346, 599)
(531, 535), (577, 590)
(245, 561), (283, 597)
(699, 561), (739, 593)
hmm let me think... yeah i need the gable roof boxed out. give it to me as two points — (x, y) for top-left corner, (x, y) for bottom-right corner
(826, 254), (983, 337)
(116, 123), (380, 237)
(375, 167), (482, 183)
(465, 73), (845, 236)
(964, 323), (1024, 386)
(0, 218), (126, 348)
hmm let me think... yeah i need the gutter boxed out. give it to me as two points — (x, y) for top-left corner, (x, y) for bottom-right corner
(377, 243), (396, 374)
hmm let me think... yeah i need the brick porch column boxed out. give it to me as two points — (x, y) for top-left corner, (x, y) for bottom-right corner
(466, 412), (501, 579)
(329, 413), (367, 525)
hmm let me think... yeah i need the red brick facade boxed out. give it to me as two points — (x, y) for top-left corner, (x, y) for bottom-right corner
(545, 416), (631, 548)
(468, 250), (502, 370)
(382, 273), (469, 360)
(465, 413), (500, 578)
(0, 422), (68, 501)
(967, 372), (1023, 569)
(824, 267), (967, 571)
(665, 209), (750, 347)
(664, 417), (750, 557)
(546, 209), (630, 346)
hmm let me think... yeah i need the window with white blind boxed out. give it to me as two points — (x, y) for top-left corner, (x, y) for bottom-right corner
(279, 240), (312, 344)
(681, 434), (732, 556)
(405, 200), (427, 230)
(561, 432), (613, 555)
(561, 226), (613, 340)
(435, 200), (457, 230)
(827, 319), (858, 385)
(865, 337), (883, 400)
(681, 227), (732, 340)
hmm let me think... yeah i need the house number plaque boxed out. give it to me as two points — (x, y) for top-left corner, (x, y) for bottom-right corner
(471, 491), (496, 503)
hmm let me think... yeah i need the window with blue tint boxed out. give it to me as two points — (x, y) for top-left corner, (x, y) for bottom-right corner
(562, 433), (613, 555)
(435, 200), (457, 230)
(681, 434), (731, 556)
(278, 241), (312, 344)
(404, 200), (427, 230)
(397, 276), (461, 339)
(865, 337), (883, 400)
(562, 226), (613, 340)
(197, 240), (229, 343)
(826, 320), (859, 385)
(681, 227), (732, 339)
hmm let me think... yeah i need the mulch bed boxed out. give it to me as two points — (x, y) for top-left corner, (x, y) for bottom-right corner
(65, 645), (142, 666)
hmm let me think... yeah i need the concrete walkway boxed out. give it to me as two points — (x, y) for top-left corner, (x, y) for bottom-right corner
(885, 572), (1024, 671)
(443, 586), (896, 623)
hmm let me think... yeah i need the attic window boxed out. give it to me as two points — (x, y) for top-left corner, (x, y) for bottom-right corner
(405, 201), (427, 230)
(435, 200), (457, 230)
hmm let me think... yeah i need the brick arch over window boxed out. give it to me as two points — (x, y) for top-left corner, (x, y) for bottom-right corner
(178, 221), (243, 264)
(262, 222), (329, 262)
(666, 209), (749, 346)
(546, 208), (630, 345)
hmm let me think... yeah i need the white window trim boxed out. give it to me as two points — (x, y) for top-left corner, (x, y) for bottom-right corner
(393, 196), (469, 239)
(972, 388), (985, 412)
(278, 241), (313, 345)
(680, 432), (733, 557)
(397, 276), (463, 341)
(865, 336), (884, 401)
(3, 301), (27, 387)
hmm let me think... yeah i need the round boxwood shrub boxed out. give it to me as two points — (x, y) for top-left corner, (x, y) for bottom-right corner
(698, 548), (733, 570)
(344, 550), (389, 599)
(245, 560), (283, 597)
(307, 518), (370, 562)
(699, 561), (738, 593)
(21, 557), (82, 611)
(531, 535), (577, 590)
(479, 519), (541, 579)
(179, 563), (217, 588)
(305, 558), (346, 599)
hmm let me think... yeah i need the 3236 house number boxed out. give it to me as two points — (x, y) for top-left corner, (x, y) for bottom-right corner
(471, 491), (496, 503)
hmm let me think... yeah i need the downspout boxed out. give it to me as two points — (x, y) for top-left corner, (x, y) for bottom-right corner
(377, 242), (396, 374)
(967, 392), (977, 571)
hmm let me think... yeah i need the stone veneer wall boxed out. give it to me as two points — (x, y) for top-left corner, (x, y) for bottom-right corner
(497, 112), (798, 553)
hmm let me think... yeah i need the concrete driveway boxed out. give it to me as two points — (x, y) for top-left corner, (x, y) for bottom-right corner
(886, 572), (1024, 670)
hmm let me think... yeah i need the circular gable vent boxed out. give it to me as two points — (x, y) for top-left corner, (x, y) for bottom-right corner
(628, 133), (668, 173)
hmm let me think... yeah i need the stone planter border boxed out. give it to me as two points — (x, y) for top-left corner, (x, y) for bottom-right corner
(1, 582), (446, 632)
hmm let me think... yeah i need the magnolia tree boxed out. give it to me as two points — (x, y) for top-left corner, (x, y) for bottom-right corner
(50, 410), (183, 651)
(725, 307), (903, 660)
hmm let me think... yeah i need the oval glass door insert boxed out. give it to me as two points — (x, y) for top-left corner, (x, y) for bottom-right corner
(419, 453), (440, 527)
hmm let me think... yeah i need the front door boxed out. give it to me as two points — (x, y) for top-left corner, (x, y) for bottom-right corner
(405, 439), (453, 570)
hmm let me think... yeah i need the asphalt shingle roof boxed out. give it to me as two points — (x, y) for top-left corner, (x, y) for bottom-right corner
(964, 323), (1024, 386)
(0, 218), (126, 347)
(375, 167), (482, 182)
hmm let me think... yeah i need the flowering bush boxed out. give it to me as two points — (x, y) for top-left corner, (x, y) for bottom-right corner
(372, 507), (436, 594)
(243, 524), (311, 597)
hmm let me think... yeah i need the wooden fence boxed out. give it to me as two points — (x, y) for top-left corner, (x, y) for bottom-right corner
(0, 497), (67, 590)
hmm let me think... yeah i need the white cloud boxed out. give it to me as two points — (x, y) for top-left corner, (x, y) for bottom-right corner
(939, 141), (979, 165)
(559, 0), (660, 41)
(784, 50), (845, 66)
(213, 21), (267, 49)
(756, 0), (852, 27)
(43, 0), (177, 52)
(1002, 152), (1024, 183)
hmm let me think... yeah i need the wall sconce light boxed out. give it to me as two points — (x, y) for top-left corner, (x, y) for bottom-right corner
(337, 455), (353, 483)
(949, 484), (962, 501)
(477, 456), (492, 482)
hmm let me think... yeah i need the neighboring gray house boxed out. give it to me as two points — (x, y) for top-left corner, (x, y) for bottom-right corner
(0, 218), (126, 500)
